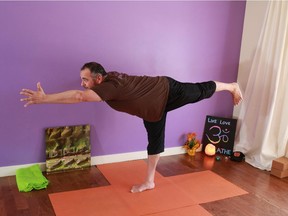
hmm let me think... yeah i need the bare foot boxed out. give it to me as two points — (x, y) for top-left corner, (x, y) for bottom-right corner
(130, 182), (155, 193)
(231, 83), (243, 105)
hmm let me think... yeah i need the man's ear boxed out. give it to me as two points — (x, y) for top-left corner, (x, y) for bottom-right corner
(95, 74), (104, 84)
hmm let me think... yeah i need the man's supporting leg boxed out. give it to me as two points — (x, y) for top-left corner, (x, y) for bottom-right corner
(131, 154), (160, 193)
(131, 114), (167, 193)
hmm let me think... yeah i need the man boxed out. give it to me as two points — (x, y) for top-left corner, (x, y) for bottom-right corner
(20, 62), (243, 193)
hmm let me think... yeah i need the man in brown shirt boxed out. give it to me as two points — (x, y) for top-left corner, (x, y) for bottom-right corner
(20, 62), (243, 193)
(91, 71), (170, 122)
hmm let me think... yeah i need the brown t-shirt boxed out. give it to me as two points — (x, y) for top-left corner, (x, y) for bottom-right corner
(91, 72), (169, 122)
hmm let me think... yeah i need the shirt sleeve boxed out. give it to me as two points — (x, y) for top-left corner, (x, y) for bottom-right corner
(91, 82), (119, 101)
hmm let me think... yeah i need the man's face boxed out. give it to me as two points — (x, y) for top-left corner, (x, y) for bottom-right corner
(80, 68), (98, 89)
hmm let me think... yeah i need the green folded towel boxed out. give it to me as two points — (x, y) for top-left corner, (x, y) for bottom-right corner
(16, 164), (49, 192)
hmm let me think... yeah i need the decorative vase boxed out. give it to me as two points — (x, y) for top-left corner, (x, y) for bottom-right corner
(187, 149), (196, 156)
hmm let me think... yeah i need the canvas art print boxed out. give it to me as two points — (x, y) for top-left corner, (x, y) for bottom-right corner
(45, 125), (91, 173)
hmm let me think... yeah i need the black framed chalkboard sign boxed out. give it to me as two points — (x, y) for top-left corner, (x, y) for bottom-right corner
(202, 115), (237, 156)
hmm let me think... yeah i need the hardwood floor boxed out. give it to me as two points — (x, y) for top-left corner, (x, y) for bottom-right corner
(1, 153), (287, 216)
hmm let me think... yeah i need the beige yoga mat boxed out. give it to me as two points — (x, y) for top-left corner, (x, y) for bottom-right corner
(49, 160), (247, 216)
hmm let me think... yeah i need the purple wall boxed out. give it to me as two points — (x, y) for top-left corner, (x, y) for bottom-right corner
(0, 1), (246, 167)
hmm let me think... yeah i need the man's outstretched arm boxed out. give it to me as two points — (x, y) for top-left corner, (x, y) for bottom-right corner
(20, 82), (102, 107)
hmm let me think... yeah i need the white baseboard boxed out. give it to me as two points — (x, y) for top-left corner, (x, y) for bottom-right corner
(0, 147), (186, 177)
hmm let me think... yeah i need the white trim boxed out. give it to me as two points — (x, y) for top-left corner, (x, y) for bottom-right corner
(92, 146), (186, 165)
(0, 163), (47, 178)
(0, 147), (186, 177)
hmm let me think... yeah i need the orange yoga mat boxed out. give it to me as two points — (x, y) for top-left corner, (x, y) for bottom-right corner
(148, 206), (212, 216)
(49, 160), (247, 216)
(167, 170), (248, 204)
(49, 186), (137, 216)
(97, 160), (197, 215)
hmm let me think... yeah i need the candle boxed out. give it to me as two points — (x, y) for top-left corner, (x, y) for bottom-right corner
(205, 144), (216, 156)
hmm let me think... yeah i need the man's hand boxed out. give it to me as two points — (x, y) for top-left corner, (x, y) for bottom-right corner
(20, 82), (46, 107)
